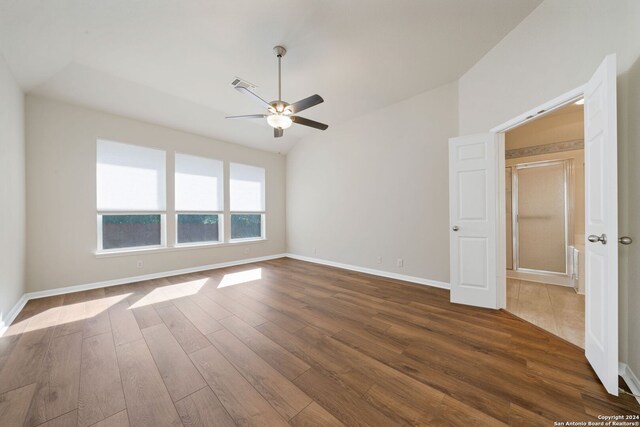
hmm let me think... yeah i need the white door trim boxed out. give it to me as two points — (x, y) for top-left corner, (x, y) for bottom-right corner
(488, 54), (620, 396)
(492, 86), (585, 310)
(490, 85), (585, 134)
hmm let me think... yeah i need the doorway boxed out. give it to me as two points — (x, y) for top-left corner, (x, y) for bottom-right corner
(503, 101), (586, 348)
(449, 55), (620, 394)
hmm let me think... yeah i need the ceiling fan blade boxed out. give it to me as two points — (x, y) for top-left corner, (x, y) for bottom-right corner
(291, 116), (329, 131)
(226, 114), (267, 119)
(235, 86), (272, 110)
(274, 128), (284, 138)
(288, 94), (324, 114)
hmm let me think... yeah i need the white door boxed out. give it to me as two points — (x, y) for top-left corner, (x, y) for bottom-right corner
(584, 54), (618, 395)
(449, 134), (498, 309)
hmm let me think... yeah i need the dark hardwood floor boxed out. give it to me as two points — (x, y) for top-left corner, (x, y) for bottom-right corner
(0, 257), (637, 426)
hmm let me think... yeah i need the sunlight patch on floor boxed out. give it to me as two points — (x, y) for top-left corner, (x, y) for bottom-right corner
(218, 268), (262, 288)
(3, 294), (130, 336)
(129, 279), (207, 308)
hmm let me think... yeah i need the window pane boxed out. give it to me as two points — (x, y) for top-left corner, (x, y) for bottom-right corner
(175, 154), (223, 211)
(97, 140), (166, 211)
(177, 214), (219, 244)
(230, 163), (265, 212)
(101, 215), (161, 250)
(231, 214), (262, 239)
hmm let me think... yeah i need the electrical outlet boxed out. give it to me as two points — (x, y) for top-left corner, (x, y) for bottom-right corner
(396, 258), (403, 268)
(313, 247), (317, 255)
(376, 256), (382, 264)
(243, 247), (250, 255)
(136, 260), (143, 268)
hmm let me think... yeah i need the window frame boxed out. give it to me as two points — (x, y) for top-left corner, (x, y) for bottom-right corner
(96, 139), (168, 254)
(174, 212), (224, 247)
(229, 162), (266, 242)
(229, 212), (266, 242)
(174, 152), (225, 247)
(97, 212), (167, 253)
(95, 141), (269, 254)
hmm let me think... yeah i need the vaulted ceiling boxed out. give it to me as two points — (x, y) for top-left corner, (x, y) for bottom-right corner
(0, 0), (541, 153)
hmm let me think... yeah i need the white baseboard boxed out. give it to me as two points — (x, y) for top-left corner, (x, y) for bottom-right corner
(285, 253), (450, 290)
(26, 253), (287, 301)
(0, 294), (29, 337)
(0, 253), (286, 337)
(619, 362), (640, 404)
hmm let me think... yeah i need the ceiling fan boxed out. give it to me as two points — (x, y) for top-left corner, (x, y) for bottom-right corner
(226, 46), (328, 138)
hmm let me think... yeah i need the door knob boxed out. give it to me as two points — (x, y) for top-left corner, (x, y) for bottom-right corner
(588, 234), (607, 244)
(452, 226), (459, 231)
(619, 236), (633, 245)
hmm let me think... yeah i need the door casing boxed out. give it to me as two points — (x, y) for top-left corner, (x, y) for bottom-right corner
(490, 85), (586, 309)
(486, 55), (620, 396)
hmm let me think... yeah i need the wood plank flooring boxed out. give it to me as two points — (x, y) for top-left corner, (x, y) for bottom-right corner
(0, 258), (637, 426)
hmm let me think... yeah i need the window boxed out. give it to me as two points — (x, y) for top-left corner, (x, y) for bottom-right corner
(230, 163), (265, 240)
(97, 140), (166, 251)
(175, 153), (223, 245)
(95, 142), (267, 253)
(101, 214), (162, 250)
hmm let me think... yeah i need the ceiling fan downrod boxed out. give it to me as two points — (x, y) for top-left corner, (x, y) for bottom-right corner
(274, 46), (286, 103)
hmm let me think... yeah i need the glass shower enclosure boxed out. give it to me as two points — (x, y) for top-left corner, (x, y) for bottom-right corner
(506, 160), (574, 276)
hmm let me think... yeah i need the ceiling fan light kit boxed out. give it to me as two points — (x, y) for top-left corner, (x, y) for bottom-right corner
(267, 114), (292, 129)
(226, 45), (328, 138)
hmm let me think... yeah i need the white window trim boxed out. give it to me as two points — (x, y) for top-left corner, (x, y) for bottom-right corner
(97, 212), (167, 254)
(94, 237), (268, 258)
(229, 212), (266, 242)
(175, 212), (224, 246)
(95, 147), (269, 256)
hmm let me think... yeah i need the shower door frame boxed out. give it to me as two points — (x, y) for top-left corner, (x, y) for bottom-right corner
(509, 159), (575, 277)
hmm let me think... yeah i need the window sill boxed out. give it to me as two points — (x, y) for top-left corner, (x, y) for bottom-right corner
(229, 237), (266, 244)
(95, 238), (267, 258)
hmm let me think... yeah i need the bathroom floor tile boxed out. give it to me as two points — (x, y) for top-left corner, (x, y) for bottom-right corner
(507, 279), (584, 348)
(506, 279), (520, 312)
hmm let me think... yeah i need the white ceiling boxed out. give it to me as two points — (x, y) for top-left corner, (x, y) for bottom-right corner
(0, 0), (541, 154)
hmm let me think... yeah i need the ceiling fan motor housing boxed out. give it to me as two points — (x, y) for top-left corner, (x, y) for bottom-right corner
(269, 101), (290, 114)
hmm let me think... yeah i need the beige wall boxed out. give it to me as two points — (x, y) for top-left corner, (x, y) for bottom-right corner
(286, 82), (457, 284)
(458, 0), (640, 374)
(0, 55), (25, 328)
(25, 96), (286, 293)
(458, 0), (639, 135)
